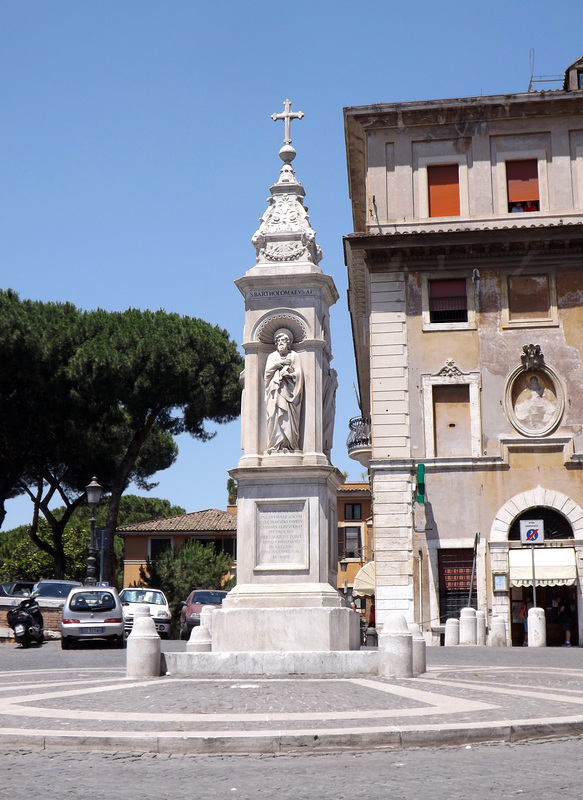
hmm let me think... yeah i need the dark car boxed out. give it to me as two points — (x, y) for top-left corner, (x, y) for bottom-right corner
(0, 581), (35, 598)
(31, 579), (83, 607)
(179, 589), (227, 639)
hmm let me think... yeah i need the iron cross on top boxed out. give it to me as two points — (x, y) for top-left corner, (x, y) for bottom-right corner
(271, 99), (304, 145)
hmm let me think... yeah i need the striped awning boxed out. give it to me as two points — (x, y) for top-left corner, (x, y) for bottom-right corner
(509, 547), (577, 587)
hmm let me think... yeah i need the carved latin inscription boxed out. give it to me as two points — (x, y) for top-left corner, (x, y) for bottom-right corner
(256, 502), (307, 569)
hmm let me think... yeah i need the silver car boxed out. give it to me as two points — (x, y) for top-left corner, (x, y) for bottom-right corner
(61, 586), (124, 649)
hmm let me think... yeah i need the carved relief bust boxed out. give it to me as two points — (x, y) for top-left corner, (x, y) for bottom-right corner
(505, 346), (564, 437)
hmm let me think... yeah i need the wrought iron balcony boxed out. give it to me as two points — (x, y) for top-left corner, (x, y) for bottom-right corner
(346, 416), (371, 467)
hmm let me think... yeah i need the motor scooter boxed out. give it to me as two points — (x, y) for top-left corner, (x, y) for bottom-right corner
(7, 596), (44, 647)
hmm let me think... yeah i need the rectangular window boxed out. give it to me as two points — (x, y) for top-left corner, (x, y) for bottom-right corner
(438, 548), (477, 621)
(508, 275), (550, 321)
(427, 164), (460, 217)
(433, 384), (471, 457)
(506, 159), (539, 212)
(338, 526), (361, 559)
(429, 279), (468, 323)
(345, 503), (362, 521)
(578, 70), (583, 90)
(149, 538), (172, 559)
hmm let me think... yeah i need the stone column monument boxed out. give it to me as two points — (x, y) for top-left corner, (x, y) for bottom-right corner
(212, 100), (359, 652)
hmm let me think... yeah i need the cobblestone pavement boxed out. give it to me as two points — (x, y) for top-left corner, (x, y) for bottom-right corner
(1, 641), (583, 759)
(1, 738), (582, 800)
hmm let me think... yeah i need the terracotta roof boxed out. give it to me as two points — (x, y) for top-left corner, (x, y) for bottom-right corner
(338, 482), (370, 493)
(117, 508), (237, 534)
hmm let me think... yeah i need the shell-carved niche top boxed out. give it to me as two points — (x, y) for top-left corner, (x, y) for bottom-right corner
(251, 163), (323, 266)
(505, 345), (564, 437)
(255, 313), (308, 346)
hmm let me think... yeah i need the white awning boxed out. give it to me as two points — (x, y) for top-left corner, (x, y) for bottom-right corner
(509, 547), (577, 587)
(352, 561), (375, 597)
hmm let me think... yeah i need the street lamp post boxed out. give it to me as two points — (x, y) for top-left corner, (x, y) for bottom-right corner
(85, 477), (103, 586)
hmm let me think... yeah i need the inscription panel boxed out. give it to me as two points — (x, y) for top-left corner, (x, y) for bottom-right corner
(255, 501), (308, 571)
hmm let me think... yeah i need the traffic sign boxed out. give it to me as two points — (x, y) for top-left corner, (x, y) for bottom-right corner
(520, 519), (545, 545)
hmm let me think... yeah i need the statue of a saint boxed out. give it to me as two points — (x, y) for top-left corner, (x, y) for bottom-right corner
(264, 329), (303, 453)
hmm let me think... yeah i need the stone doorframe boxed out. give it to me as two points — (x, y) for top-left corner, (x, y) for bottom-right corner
(489, 486), (583, 646)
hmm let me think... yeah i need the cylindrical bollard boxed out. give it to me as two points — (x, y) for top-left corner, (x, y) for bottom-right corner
(476, 609), (487, 646)
(187, 625), (212, 652)
(126, 603), (161, 678)
(378, 613), (413, 678)
(489, 615), (507, 646)
(408, 623), (427, 676)
(444, 617), (460, 646)
(528, 606), (546, 647)
(459, 607), (477, 645)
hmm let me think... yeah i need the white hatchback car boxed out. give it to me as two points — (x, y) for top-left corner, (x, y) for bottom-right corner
(119, 588), (172, 638)
(60, 586), (124, 649)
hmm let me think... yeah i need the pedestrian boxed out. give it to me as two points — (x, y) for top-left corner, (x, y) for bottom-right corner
(558, 594), (574, 647)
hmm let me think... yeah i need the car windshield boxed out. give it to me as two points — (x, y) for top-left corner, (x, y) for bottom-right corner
(70, 591), (116, 612)
(34, 583), (78, 598)
(192, 591), (226, 605)
(120, 589), (166, 605)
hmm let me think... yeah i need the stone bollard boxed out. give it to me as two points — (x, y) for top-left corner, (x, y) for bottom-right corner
(489, 615), (507, 646)
(476, 610), (487, 646)
(126, 603), (161, 678)
(187, 624), (212, 652)
(444, 617), (460, 646)
(408, 623), (427, 676)
(528, 606), (546, 647)
(459, 607), (477, 645)
(187, 606), (215, 653)
(378, 613), (413, 678)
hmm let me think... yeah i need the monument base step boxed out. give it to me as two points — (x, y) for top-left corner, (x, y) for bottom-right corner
(161, 649), (379, 678)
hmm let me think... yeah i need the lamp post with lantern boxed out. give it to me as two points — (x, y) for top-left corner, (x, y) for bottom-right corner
(85, 477), (103, 586)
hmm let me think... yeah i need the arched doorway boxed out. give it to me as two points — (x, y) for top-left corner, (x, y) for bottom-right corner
(508, 507), (577, 646)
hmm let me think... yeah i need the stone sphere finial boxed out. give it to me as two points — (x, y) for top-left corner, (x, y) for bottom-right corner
(279, 144), (297, 163)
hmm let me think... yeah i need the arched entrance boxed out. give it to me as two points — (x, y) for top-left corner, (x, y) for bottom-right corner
(490, 488), (583, 647)
(508, 508), (576, 646)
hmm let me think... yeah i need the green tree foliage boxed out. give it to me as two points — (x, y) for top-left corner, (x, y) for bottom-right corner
(0, 521), (89, 583)
(139, 539), (234, 618)
(0, 291), (243, 580)
(0, 496), (187, 586)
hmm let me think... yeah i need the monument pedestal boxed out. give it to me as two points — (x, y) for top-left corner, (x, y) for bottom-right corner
(213, 464), (359, 653)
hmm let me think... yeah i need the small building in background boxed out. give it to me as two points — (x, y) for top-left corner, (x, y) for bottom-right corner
(118, 507), (237, 587)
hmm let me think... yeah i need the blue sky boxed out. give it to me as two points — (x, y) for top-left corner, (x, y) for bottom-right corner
(2, 1), (582, 529)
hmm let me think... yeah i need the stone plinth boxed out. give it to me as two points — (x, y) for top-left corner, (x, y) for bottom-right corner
(213, 606), (359, 652)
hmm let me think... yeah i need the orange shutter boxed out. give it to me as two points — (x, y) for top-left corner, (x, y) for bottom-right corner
(506, 160), (539, 202)
(427, 164), (460, 217)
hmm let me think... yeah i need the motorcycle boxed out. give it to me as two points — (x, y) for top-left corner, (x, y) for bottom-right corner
(7, 596), (44, 647)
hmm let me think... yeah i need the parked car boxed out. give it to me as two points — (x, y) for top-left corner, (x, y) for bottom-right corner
(119, 588), (172, 638)
(31, 579), (82, 607)
(60, 586), (124, 649)
(0, 581), (35, 598)
(179, 589), (227, 639)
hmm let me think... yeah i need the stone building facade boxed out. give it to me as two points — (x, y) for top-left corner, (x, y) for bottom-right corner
(344, 56), (583, 645)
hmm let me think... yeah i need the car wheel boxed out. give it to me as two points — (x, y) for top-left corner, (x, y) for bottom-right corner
(115, 635), (125, 649)
(61, 637), (70, 650)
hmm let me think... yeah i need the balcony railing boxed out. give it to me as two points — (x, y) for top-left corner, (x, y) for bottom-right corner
(346, 416), (371, 466)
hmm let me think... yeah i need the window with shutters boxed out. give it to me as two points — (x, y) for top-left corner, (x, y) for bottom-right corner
(506, 159), (539, 212)
(438, 548), (477, 621)
(421, 274), (476, 331)
(427, 164), (460, 217)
